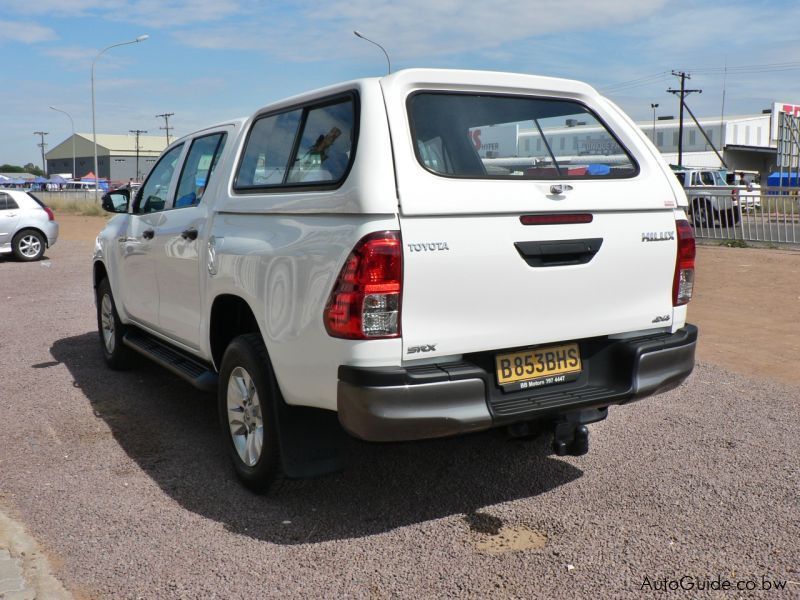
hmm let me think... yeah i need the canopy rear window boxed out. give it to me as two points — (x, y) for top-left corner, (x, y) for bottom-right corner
(407, 92), (638, 180)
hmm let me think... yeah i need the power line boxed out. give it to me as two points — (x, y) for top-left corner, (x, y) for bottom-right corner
(156, 112), (174, 145)
(602, 60), (800, 94)
(600, 71), (670, 92)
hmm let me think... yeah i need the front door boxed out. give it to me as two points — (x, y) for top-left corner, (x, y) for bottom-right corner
(118, 143), (185, 328)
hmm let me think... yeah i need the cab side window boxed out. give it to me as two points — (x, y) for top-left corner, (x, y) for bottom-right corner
(287, 100), (355, 184)
(174, 133), (227, 209)
(135, 143), (184, 214)
(234, 93), (357, 191)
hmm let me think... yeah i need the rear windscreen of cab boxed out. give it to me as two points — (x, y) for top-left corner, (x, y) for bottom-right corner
(407, 92), (638, 180)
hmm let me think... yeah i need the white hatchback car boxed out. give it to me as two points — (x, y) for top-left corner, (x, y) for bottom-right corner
(0, 189), (59, 261)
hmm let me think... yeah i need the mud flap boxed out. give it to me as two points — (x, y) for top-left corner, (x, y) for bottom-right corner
(273, 398), (347, 478)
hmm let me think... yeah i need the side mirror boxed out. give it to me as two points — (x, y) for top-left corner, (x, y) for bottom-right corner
(101, 190), (130, 213)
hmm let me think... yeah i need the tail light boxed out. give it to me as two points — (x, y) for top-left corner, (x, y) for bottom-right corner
(324, 231), (402, 339)
(44, 206), (54, 221)
(673, 219), (695, 306)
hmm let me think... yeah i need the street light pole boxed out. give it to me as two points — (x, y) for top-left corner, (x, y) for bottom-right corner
(353, 31), (391, 74)
(91, 34), (148, 196)
(650, 103), (659, 143)
(49, 106), (76, 179)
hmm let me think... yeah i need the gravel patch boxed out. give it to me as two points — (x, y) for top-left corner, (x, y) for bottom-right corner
(0, 241), (798, 598)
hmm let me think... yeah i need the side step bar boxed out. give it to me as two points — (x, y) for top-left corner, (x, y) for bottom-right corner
(123, 329), (218, 392)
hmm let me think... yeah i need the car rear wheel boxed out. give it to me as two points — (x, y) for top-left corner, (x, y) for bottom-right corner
(12, 229), (45, 261)
(218, 334), (280, 493)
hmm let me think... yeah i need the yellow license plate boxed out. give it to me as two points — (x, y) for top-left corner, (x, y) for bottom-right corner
(495, 343), (582, 387)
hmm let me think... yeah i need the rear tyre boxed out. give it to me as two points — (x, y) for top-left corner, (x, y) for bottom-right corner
(691, 199), (711, 228)
(12, 229), (45, 261)
(96, 278), (132, 370)
(218, 334), (280, 493)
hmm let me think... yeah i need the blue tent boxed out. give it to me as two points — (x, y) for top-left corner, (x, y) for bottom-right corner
(33, 176), (48, 183)
(48, 174), (67, 183)
(766, 172), (800, 187)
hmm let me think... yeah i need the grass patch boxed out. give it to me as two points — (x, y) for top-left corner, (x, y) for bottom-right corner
(720, 239), (749, 248)
(48, 199), (104, 217)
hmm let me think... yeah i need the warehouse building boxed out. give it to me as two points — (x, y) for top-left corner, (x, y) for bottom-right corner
(637, 102), (800, 179)
(45, 133), (167, 182)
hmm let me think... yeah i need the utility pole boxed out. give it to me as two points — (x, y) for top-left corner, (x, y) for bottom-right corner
(650, 103), (659, 142)
(155, 112), (174, 145)
(33, 131), (49, 176)
(667, 71), (702, 167)
(129, 129), (147, 181)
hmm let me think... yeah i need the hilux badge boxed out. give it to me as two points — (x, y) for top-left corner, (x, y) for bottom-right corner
(642, 231), (675, 242)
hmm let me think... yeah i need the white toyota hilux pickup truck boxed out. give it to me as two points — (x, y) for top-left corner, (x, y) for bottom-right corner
(94, 69), (697, 492)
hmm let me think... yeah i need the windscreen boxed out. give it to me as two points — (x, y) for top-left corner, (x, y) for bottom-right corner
(408, 92), (637, 179)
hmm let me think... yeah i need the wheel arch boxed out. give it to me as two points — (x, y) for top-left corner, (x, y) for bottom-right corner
(14, 227), (49, 248)
(93, 260), (109, 291)
(209, 294), (263, 370)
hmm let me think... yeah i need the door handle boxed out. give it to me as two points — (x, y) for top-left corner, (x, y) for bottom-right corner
(514, 238), (603, 267)
(142, 229), (155, 240)
(181, 228), (198, 241)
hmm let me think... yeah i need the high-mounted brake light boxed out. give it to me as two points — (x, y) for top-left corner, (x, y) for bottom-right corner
(673, 219), (695, 306)
(324, 231), (402, 339)
(520, 214), (593, 225)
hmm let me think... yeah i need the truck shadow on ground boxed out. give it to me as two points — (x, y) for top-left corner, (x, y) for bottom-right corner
(51, 332), (582, 545)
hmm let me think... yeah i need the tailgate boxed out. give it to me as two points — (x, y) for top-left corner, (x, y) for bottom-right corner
(399, 210), (678, 359)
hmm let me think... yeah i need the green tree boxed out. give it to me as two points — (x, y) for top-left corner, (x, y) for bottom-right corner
(0, 163), (44, 176)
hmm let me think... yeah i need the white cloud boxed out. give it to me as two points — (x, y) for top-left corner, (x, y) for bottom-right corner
(173, 0), (669, 60)
(0, 0), (241, 24)
(0, 21), (58, 43)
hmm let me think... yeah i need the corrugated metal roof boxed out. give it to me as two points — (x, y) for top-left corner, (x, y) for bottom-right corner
(83, 133), (168, 153)
(45, 133), (168, 160)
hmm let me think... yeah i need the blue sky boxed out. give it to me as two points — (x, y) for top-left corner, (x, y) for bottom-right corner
(2, 0), (800, 168)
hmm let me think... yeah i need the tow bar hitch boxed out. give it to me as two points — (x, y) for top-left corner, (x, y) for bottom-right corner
(551, 407), (607, 457)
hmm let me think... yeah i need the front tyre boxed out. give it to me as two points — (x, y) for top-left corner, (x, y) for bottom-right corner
(96, 277), (132, 369)
(218, 334), (280, 493)
(12, 229), (45, 261)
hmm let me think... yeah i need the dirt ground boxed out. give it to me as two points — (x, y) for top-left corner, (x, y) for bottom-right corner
(56, 214), (800, 384)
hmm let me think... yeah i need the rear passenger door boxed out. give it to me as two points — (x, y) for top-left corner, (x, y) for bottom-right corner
(154, 129), (230, 350)
(0, 193), (21, 249)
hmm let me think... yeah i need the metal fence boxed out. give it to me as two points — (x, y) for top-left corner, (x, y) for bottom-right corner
(685, 187), (799, 245)
(34, 191), (100, 205)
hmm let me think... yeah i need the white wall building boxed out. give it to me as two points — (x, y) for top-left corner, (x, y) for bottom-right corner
(635, 102), (800, 179)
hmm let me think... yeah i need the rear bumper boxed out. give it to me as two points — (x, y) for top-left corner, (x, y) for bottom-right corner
(42, 221), (59, 247)
(337, 325), (698, 442)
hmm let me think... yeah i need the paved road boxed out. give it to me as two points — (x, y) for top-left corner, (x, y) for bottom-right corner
(1, 241), (799, 598)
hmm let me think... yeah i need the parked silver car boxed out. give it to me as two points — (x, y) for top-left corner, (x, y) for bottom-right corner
(0, 189), (59, 261)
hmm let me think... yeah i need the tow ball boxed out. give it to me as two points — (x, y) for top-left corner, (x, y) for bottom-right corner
(550, 407), (608, 457)
(552, 423), (590, 456)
